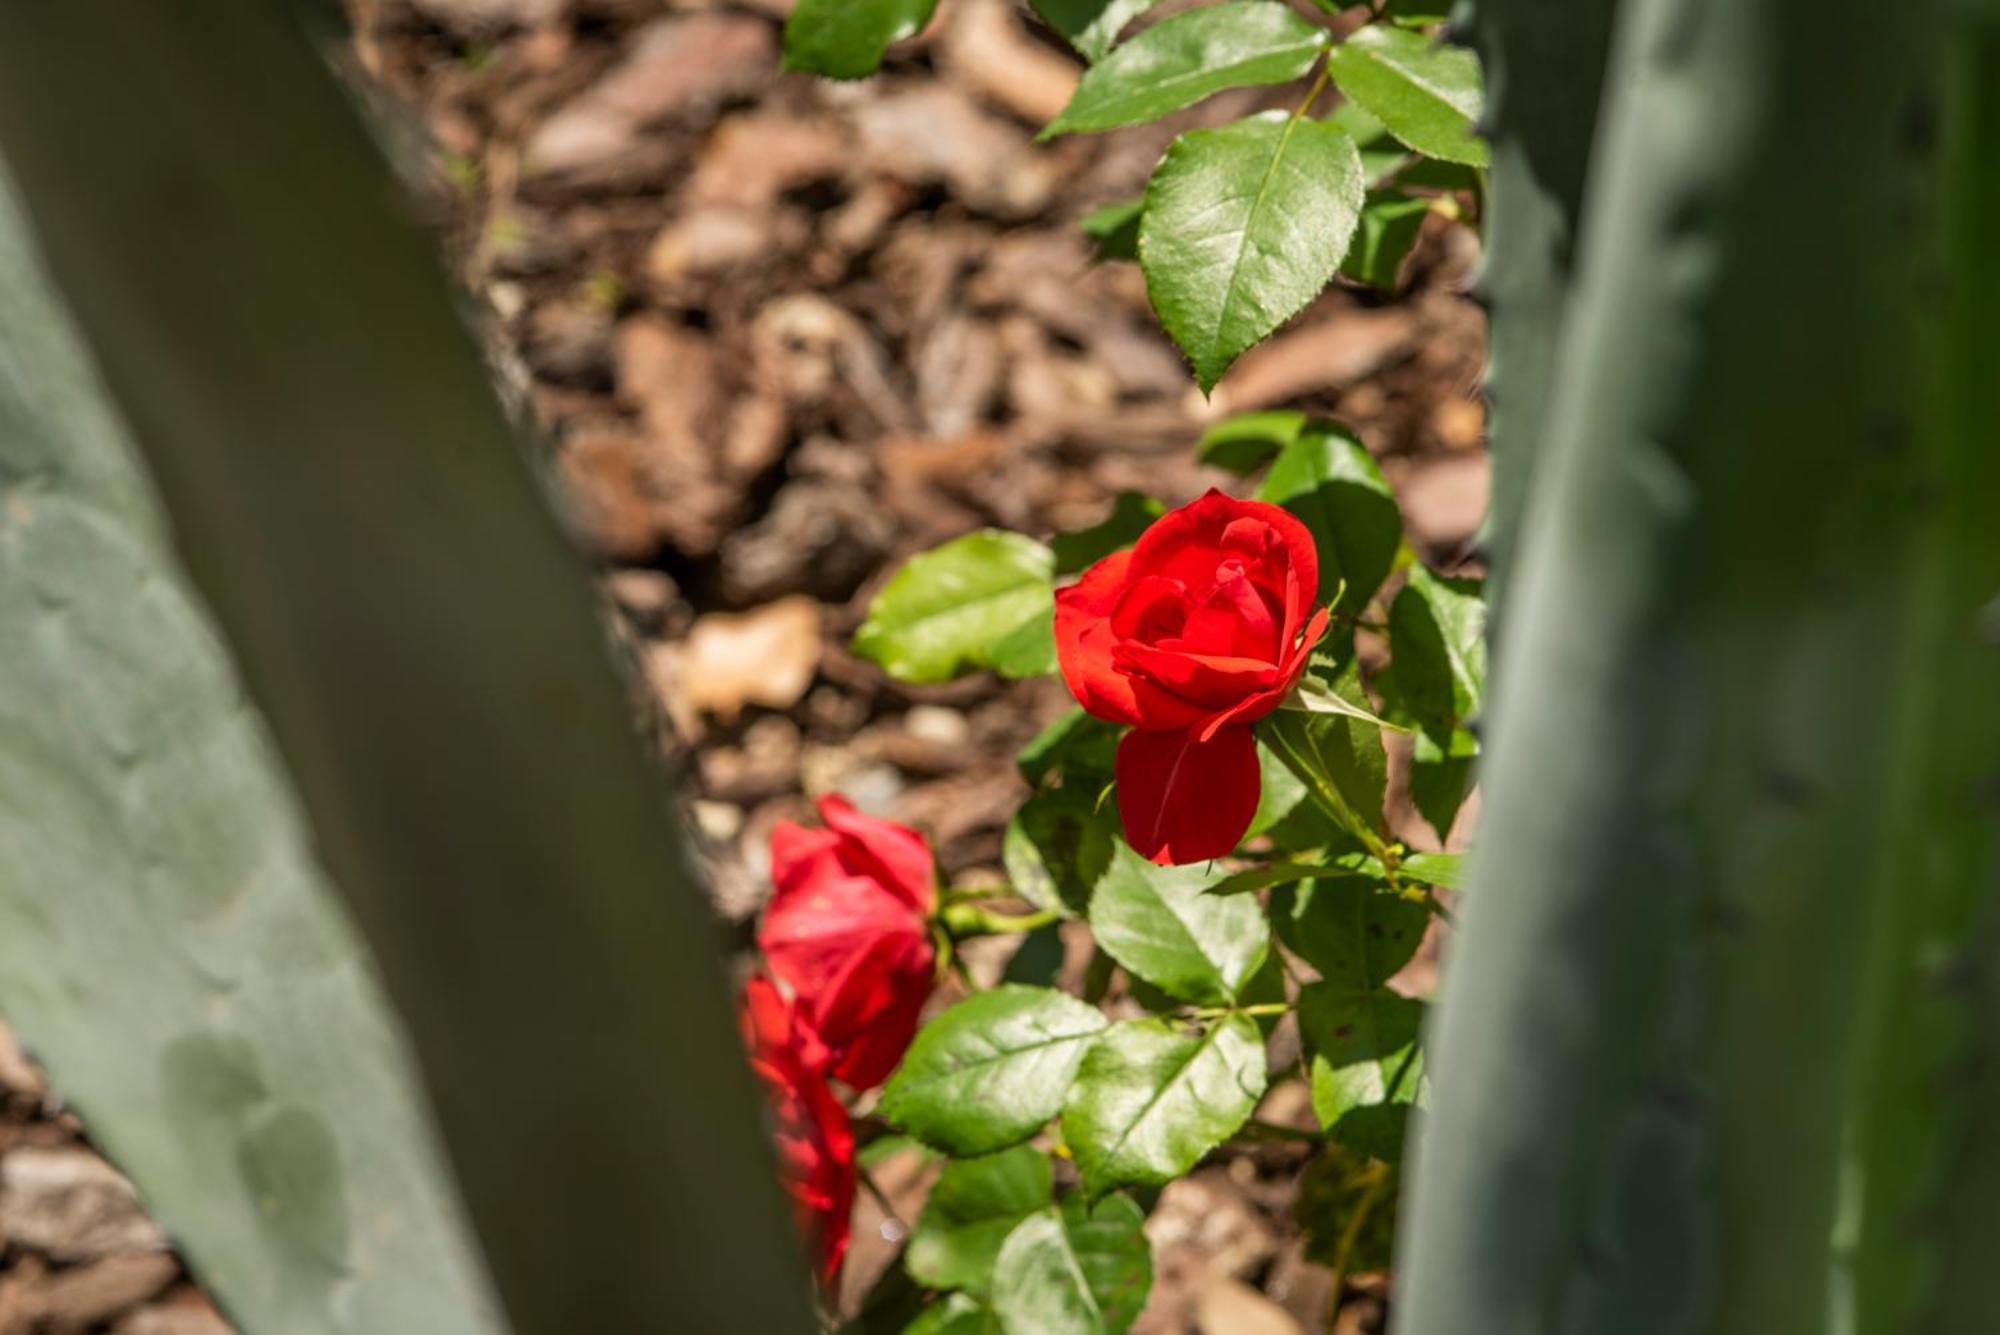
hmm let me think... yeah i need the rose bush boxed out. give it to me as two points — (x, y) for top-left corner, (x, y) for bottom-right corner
(1056, 490), (1329, 864)
(736, 428), (1486, 1327)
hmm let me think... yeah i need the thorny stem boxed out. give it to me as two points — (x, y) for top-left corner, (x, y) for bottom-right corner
(1190, 1002), (1291, 1021)
(1239, 1119), (1323, 1145)
(1265, 723), (1397, 868)
(1327, 1159), (1392, 1319)
(939, 903), (1062, 938)
(1292, 60), (1334, 122)
(857, 1164), (905, 1233)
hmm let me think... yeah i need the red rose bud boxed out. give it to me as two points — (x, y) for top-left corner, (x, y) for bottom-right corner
(758, 794), (939, 1089)
(1055, 490), (1328, 865)
(741, 977), (856, 1290)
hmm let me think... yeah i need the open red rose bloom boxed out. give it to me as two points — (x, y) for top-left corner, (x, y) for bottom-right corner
(742, 796), (939, 1288)
(757, 794), (938, 1089)
(1056, 490), (1328, 865)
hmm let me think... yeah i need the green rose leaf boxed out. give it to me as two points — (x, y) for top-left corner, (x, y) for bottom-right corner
(1088, 840), (1270, 1005)
(1340, 189), (1433, 290)
(1272, 876), (1428, 987)
(1388, 565), (1488, 723)
(1327, 102), (1411, 186)
(783, 0), (940, 79)
(1079, 197), (1145, 262)
(990, 1195), (1152, 1335)
(1052, 492), (1165, 575)
(1382, 0), (1454, 23)
(902, 1294), (1003, 1335)
(1379, 565), (1487, 835)
(1398, 851), (1465, 890)
(1245, 735), (1310, 839)
(1006, 787), (1117, 919)
(1262, 708), (1390, 845)
(1044, 1), (1330, 137)
(907, 1147), (1054, 1298)
(1142, 112), (1365, 392)
(1206, 856), (1372, 897)
(1296, 1145), (1398, 1275)
(1410, 726), (1478, 842)
(881, 986), (1110, 1156)
(1029, 0), (1161, 64)
(854, 530), (1056, 684)
(1327, 24), (1488, 167)
(1196, 409), (1309, 474)
(988, 608), (1060, 679)
(1017, 709), (1122, 786)
(1062, 1015), (1269, 1195)
(1256, 422), (1402, 611)
(1297, 981), (1423, 1157)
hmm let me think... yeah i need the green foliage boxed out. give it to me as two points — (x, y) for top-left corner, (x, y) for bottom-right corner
(1397, 851), (1466, 890)
(1086, 841), (1271, 1005)
(1341, 190), (1433, 289)
(903, 1294), (1003, 1334)
(1297, 1146), (1398, 1274)
(1197, 409), (1309, 473)
(1255, 422), (1403, 610)
(990, 1195), (1152, 1335)
(1379, 566), (1487, 836)
(1079, 197), (1145, 261)
(1272, 877), (1428, 987)
(1141, 112), (1365, 391)
(881, 987), (1110, 1156)
(1044, 2), (1330, 137)
(1328, 25), (1488, 166)
(783, 0), (939, 79)
(1299, 982), (1423, 1157)
(1017, 709), (1122, 786)
(1029, 0), (1161, 63)
(1062, 1015), (1268, 1194)
(1245, 736), (1318, 841)
(1263, 709), (1391, 845)
(907, 1148), (1055, 1297)
(854, 531), (1057, 683)
(1005, 787), (1117, 918)
(782, 0), (1485, 381)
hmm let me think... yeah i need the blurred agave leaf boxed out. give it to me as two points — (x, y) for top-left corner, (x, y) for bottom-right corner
(0, 161), (503, 1335)
(0, 6), (813, 1333)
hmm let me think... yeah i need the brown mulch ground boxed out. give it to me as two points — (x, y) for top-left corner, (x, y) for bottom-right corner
(0, 1), (1485, 1330)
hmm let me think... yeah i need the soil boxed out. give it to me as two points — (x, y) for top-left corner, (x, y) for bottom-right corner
(0, 1), (1485, 1330)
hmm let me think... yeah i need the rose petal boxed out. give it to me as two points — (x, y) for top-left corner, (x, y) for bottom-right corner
(817, 794), (937, 913)
(769, 821), (844, 899)
(758, 874), (927, 1001)
(1055, 548), (1146, 725)
(1181, 604), (1335, 740)
(1131, 492), (1317, 617)
(813, 929), (936, 1089)
(740, 978), (855, 1288)
(1114, 640), (1279, 713)
(1109, 575), (1192, 643)
(1115, 723), (1261, 865)
(1180, 565), (1282, 662)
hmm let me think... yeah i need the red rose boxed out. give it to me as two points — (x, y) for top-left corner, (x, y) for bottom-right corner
(1055, 490), (1328, 865)
(741, 977), (856, 1289)
(758, 795), (938, 1089)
